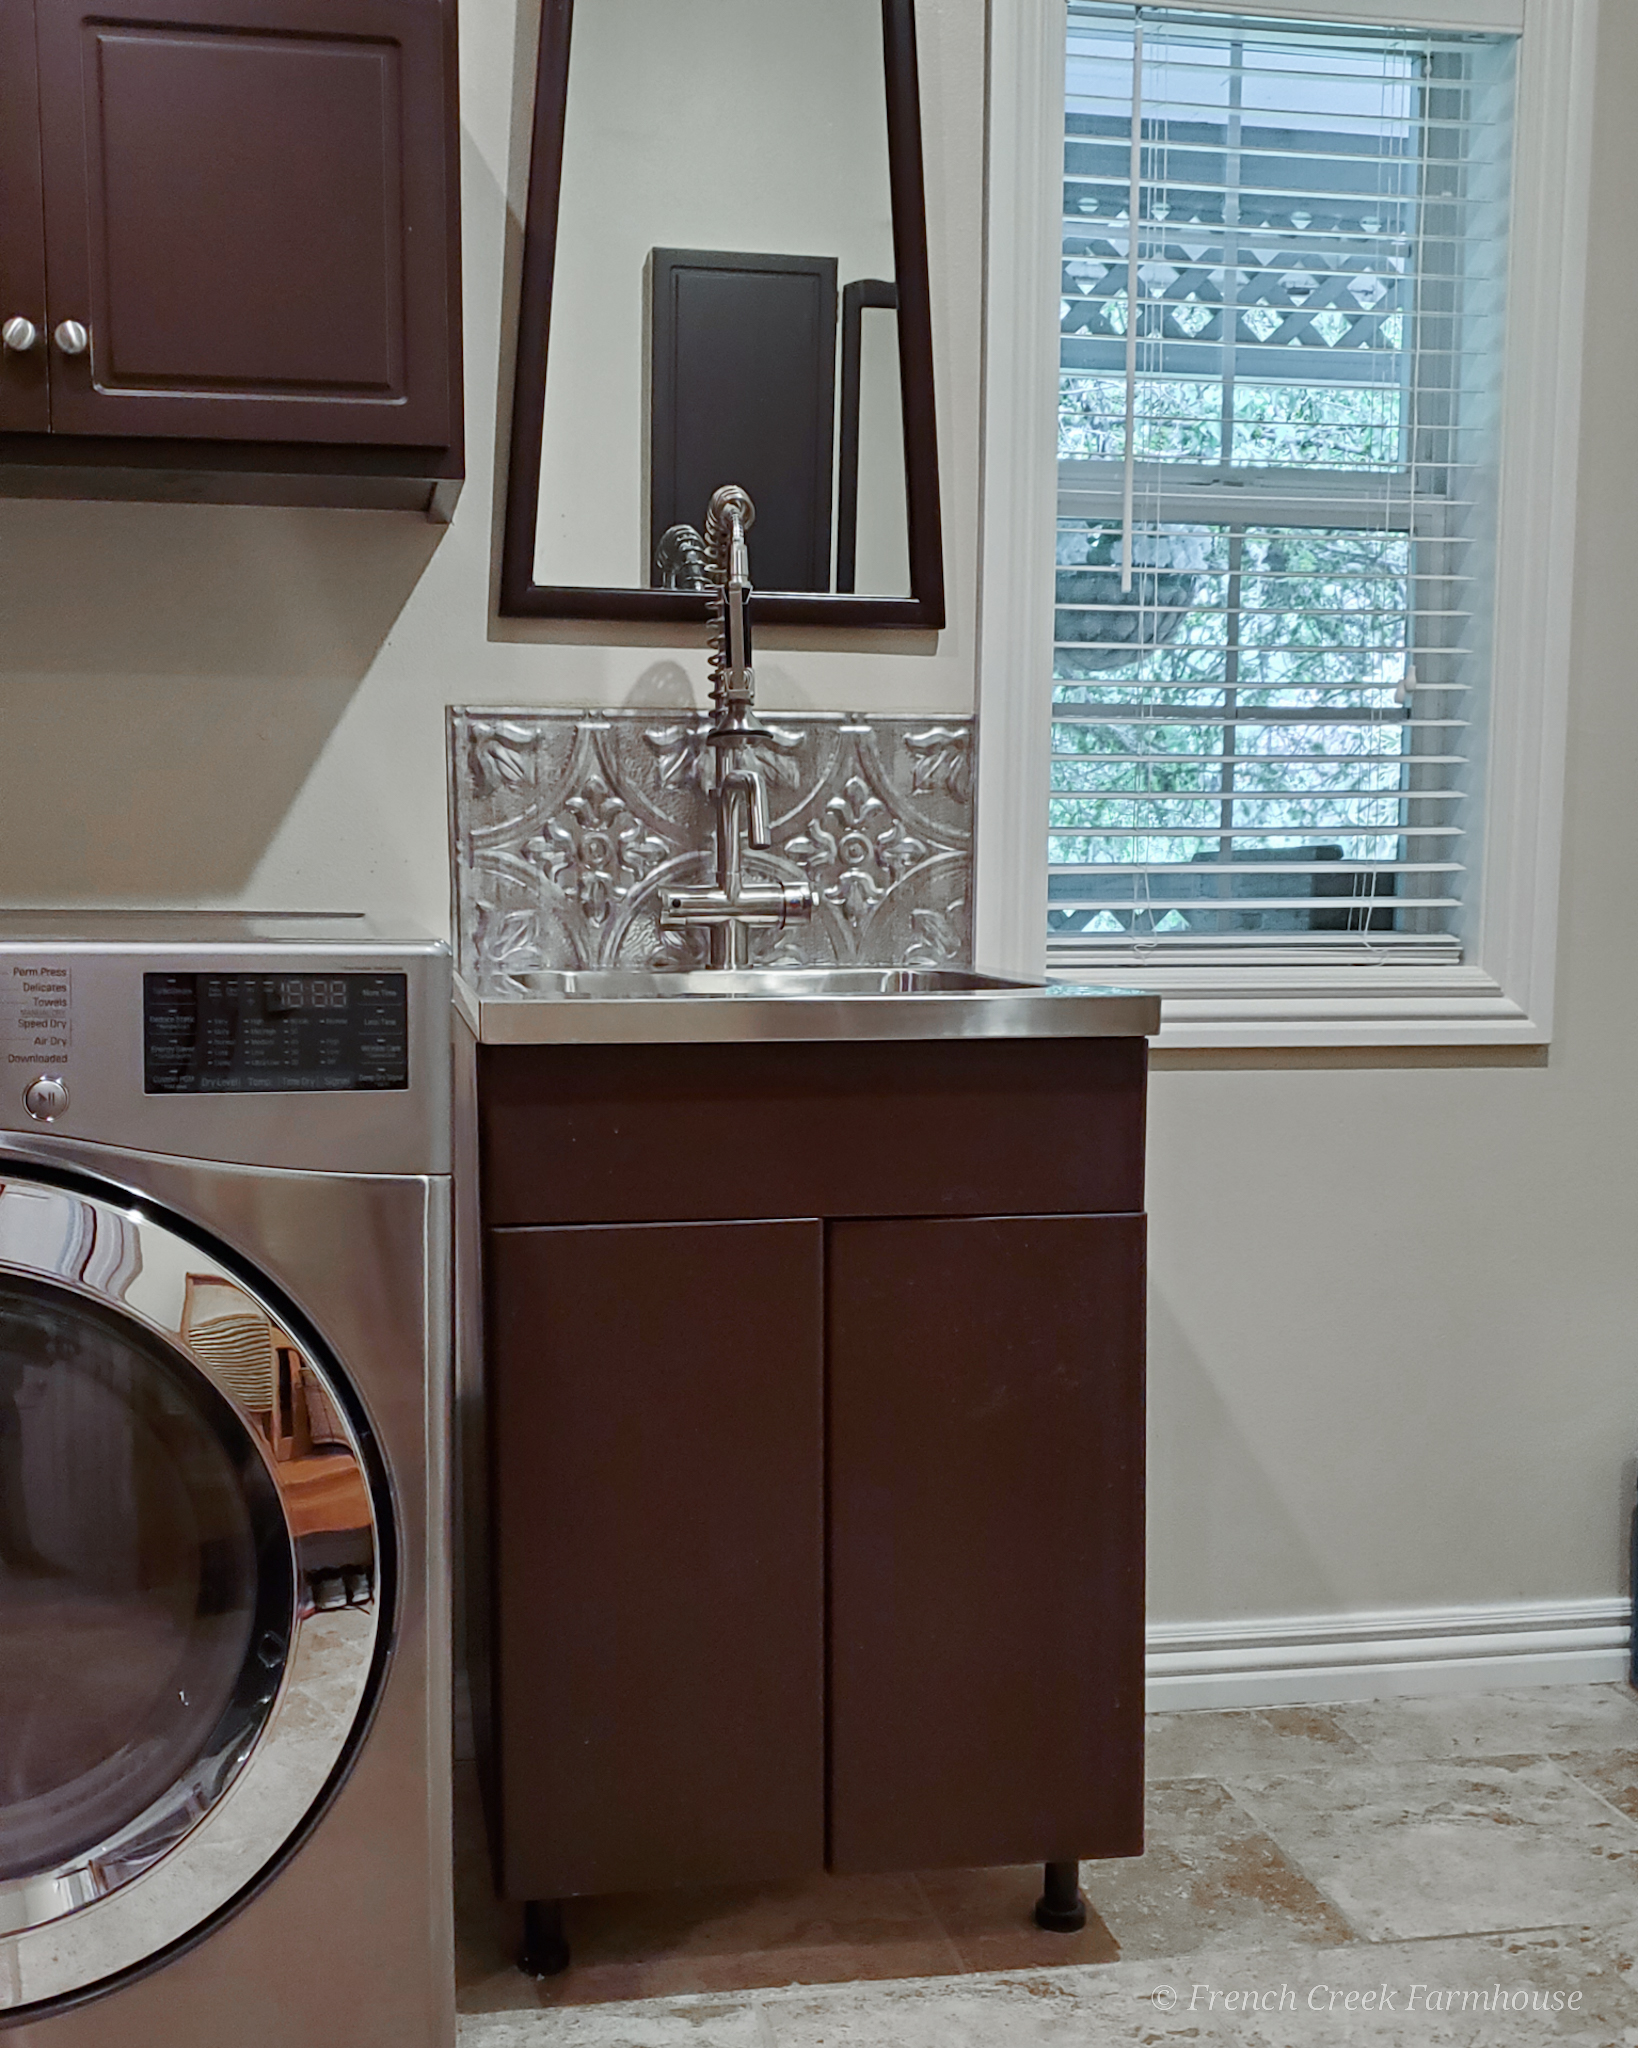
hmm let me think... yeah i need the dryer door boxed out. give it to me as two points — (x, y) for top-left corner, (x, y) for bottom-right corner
(0, 1176), (386, 2011)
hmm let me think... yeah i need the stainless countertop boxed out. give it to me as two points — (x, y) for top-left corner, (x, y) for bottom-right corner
(453, 968), (1160, 1046)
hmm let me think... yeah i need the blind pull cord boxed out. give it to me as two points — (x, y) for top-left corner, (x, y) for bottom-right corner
(1121, 17), (1144, 594)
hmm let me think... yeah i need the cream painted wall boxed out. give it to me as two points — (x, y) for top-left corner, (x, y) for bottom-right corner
(1146, 0), (1638, 1625)
(0, 0), (982, 921)
(0, 0), (1631, 1630)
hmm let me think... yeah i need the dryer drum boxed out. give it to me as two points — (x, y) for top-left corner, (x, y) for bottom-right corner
(0, 1177), (386, 2011)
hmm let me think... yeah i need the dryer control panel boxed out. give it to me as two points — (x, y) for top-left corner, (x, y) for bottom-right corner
(144, 973), (410, 1093)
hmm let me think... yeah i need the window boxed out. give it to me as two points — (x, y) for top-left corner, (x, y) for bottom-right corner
(1050, 6), (1513, 972)
(974, 0), (1593, 1044)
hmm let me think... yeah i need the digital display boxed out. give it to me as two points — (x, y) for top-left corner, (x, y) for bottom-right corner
(268, 978), (352, 1010)
(144, 973), (409, 1093)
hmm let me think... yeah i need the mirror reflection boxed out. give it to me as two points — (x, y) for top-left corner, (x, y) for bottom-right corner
(531, 0), (913, 600)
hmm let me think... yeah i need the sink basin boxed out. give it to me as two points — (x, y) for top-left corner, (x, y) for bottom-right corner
(455, 964), (1159, 1045)
(502, 967), (1029, 1000)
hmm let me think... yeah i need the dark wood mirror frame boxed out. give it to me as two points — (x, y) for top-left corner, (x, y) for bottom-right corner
(500, 0), (945, 628)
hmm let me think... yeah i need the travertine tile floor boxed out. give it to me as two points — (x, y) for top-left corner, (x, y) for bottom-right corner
(457, 1682), (1638, 2045)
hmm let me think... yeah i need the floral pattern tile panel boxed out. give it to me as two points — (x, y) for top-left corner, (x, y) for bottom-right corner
(450, 710), (974, 986)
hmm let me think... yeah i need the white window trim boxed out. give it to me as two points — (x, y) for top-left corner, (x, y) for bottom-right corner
(972, 0), (1596, 1048)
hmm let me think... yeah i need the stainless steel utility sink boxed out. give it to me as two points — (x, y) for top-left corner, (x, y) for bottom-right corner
(503, 967), (1027, 999)
(455, 964), (1159, 1045)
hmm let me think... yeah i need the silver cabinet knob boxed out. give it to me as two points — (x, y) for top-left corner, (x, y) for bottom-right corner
(2, 316), (39, 352)
(53, 320), (89, 356)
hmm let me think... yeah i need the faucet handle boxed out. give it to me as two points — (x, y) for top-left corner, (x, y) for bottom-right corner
(745, 770), (770, 849)
(716, 763), (772, 849)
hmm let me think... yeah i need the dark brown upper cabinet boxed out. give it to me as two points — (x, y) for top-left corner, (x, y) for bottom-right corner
(0, 0), (462, 512)
(500, 0), (944, 628)
(0, 1), (48, 434)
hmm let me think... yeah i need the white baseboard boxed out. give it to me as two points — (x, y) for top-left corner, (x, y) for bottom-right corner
(1146, 1597), (1632, 1712)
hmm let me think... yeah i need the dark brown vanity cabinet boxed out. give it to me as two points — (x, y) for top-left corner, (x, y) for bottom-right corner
(0, 0), (461, 508)
(476, 1038), (1148, 1904)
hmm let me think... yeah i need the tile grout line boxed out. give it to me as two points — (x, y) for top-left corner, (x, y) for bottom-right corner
(906, 1871), (973, 1978)
(1379, 1917), (1630, 1946)
(1207, 1771), (1395, 1948)
(1543, 1752), (1638, 1837)
(1250, 1707), (1367, 1763)
(749, 1989), (782, 2047)
(1512, 1753), (1638, 1846)
(1222, 1746), (1638, 1950)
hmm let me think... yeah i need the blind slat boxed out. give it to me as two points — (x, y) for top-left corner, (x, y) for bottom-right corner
(1056, 745), (1466, 761)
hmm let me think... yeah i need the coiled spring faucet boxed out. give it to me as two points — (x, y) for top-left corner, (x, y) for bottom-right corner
(659, 487), (814, 969)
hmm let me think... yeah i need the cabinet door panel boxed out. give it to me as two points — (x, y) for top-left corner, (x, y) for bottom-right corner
(0, 0), (48, 430)
(488, 1219), (825, 1898)
(828, 1213), (1145, 1874)
(36, 0), (453, 443)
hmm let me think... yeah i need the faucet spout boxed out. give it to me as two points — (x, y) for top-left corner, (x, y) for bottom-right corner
(705, 485), (757, 708)
(658, 486), (814, 970)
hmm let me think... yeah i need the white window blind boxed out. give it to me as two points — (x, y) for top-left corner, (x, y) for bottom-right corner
(1050, 5), (1516, 971)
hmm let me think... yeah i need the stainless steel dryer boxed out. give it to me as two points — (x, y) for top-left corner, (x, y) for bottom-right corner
(0, 914), (452, 2048)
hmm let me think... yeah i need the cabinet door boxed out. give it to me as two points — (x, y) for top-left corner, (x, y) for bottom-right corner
(487, 1220), (825, 1899)
(828, 1214), (1146, 1874)
(34, 0), (454, 444)
(0, 0), (48, 430)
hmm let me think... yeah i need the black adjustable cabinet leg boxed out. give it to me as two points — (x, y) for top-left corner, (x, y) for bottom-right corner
(1033, 1859), (1087, 1933)
(520, 1898), (570, 1977)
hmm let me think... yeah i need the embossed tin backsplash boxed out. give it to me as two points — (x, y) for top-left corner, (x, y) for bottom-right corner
(450, 709), (973, 987)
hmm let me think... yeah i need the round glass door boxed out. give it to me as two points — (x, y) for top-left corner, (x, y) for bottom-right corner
(0, 1178), (384, 2014)
(0, 1274), (291, 1884)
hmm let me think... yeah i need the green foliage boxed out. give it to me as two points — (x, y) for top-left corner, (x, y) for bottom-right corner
(1058, 376), (1405, 472)
(1049, 523), (1411, 868)
(1233, 381), (1404, 470)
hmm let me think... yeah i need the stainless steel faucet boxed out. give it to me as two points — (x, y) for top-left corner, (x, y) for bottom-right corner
(659, 487), (813, 969)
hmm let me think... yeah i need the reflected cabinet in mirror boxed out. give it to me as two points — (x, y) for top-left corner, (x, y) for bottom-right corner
(501, 0), (944, 627)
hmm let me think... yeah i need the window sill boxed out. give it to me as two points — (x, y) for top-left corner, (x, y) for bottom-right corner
(1047, 963), (1542, 1049)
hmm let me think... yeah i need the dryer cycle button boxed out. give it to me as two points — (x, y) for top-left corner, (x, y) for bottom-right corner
(23, 1074), (69, 1121)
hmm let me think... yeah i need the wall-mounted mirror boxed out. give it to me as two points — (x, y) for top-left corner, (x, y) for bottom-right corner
(501, 0), (944, 628)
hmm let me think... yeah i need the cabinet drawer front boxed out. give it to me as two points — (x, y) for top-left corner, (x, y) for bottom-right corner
(35, 0), (454, 444)
(488, 1218), (826, 1897)
(828, 1213), (1146, 1873)
(478, 1038), (1147, 1225)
